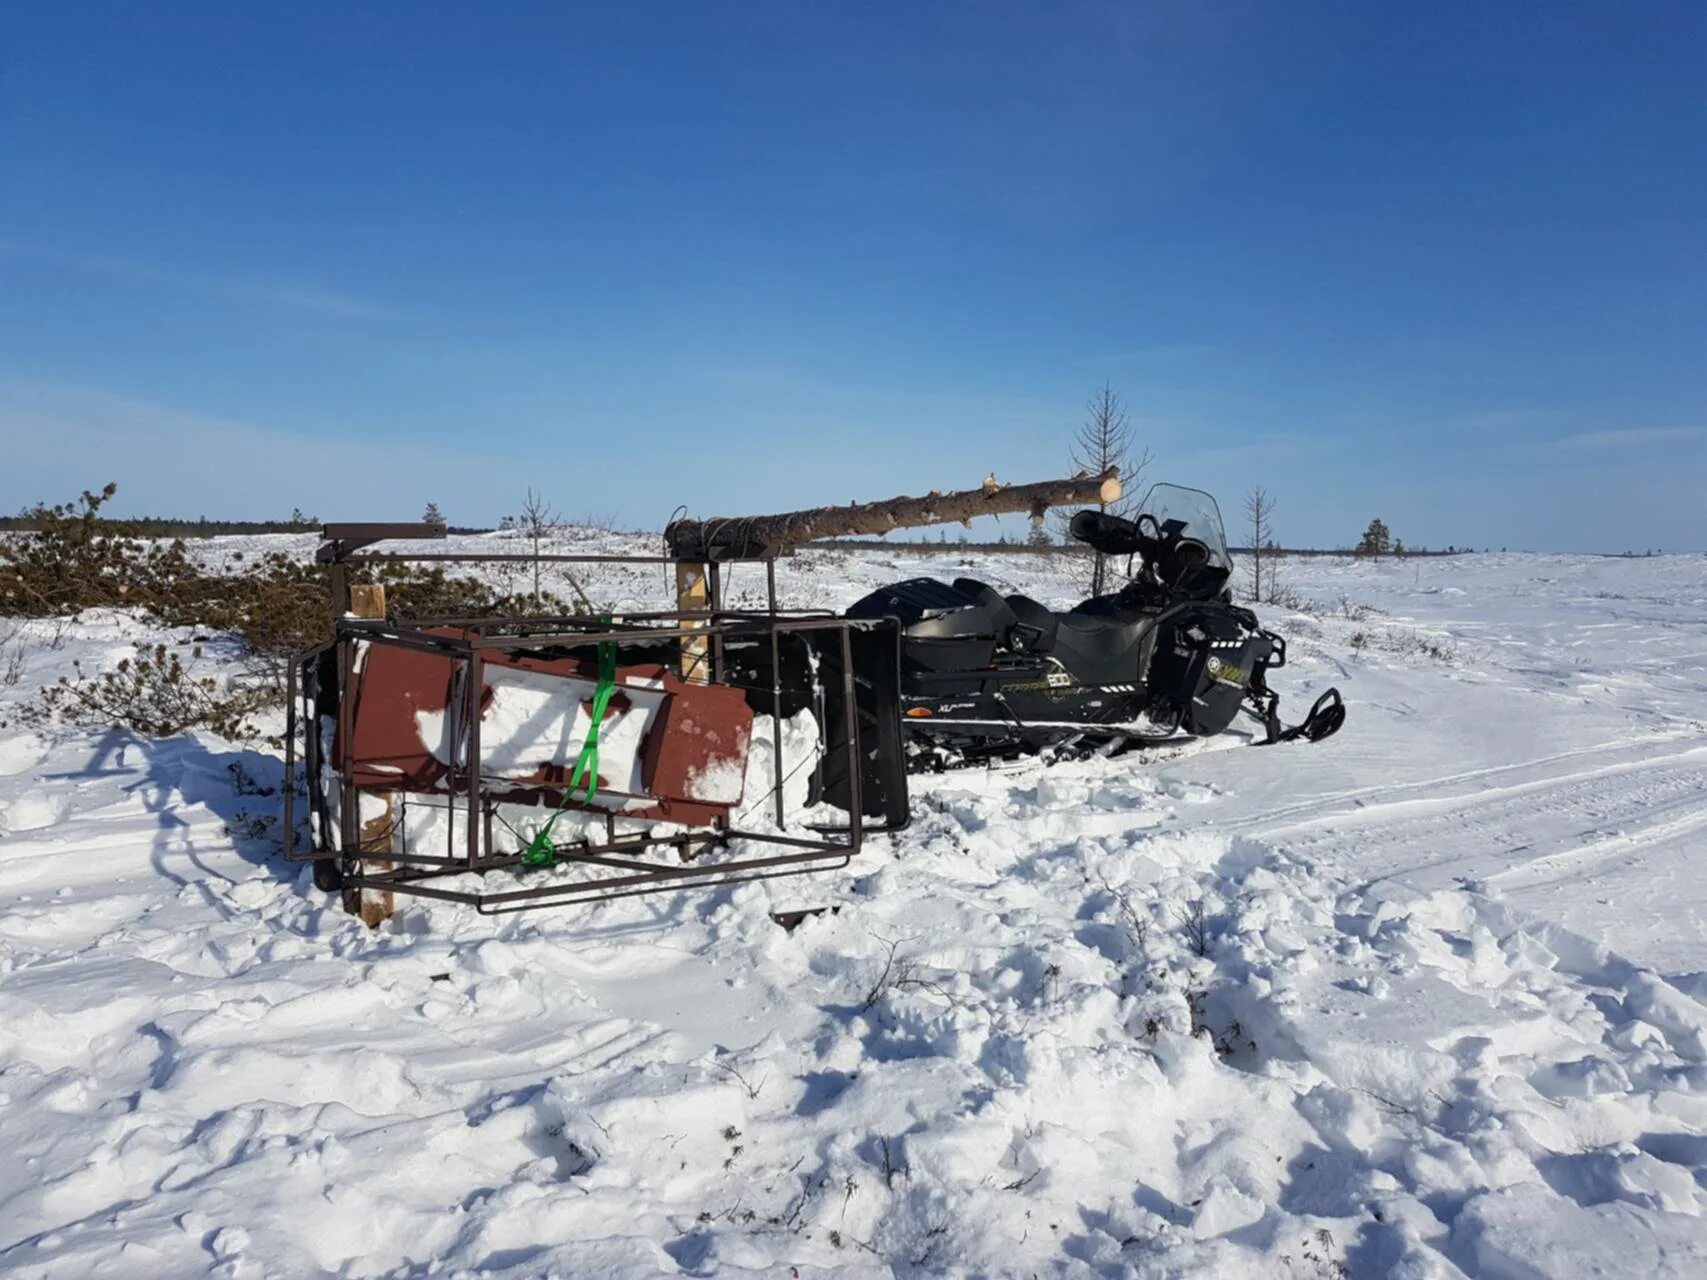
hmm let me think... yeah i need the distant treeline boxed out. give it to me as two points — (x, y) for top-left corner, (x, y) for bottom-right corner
(1231, 546), (1473, 558)
(0, 515), (492, 538)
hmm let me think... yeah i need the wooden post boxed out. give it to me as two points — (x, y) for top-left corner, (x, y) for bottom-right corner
(346, 582), (396, 926)
(676, 561), (710, 681)
(348, 583), (386, 619)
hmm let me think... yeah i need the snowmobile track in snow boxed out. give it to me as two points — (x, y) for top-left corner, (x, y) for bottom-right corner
(1220, 732), (1707, 840)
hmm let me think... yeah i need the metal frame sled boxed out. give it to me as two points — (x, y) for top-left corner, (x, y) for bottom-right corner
(283, 529), (908, 918)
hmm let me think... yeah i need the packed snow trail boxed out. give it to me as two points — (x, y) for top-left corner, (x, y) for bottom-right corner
(2, 545), (1706, 1276)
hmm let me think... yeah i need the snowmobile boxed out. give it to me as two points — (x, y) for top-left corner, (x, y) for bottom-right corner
(844, 483), (1344, 768)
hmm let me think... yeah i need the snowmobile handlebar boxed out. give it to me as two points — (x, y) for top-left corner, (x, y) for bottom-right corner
(1068, 509), (1212, 588)
(1067, 509), (1147, 557)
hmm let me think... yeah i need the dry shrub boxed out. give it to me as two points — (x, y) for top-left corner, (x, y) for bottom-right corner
(3, 482), (570, 734)
(176, 552), (555, 692)
(0, 484), (198, 617)
(14, 644), (270, 738)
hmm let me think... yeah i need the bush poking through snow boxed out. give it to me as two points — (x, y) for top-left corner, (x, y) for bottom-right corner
(1350, 625), (1458, 663)
(15, 643), (271, 738)
(708, 1054), (767, 1100)
(0, 623), (25, 687)
(1178, 897), (1211, 958)
(860, 935), (958, 1010)
(1337, 593), (1378, 621)
(2, 482), (588, 718)
(0, 484), (202, 616)
(220, 761), (282, 845)
(1184, 987), (1252, 1061)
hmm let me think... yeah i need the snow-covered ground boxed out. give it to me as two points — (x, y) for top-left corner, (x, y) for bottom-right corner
(3, 536), (1707, 1278)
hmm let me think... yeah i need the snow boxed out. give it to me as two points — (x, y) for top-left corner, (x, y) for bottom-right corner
(414, 662), (666, 804)
(3, 538), (1707, 1276)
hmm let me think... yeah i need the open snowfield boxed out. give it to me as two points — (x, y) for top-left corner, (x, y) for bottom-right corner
(4, 535), (1707, 1278)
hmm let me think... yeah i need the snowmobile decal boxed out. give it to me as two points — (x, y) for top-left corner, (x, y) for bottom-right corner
(1205, 656), (1246, 686)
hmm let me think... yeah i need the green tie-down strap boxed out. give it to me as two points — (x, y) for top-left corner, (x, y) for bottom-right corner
(522, 634), (618, 868)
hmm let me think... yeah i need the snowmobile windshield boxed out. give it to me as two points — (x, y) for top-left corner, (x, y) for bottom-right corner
(1136, 484), (1232, 572)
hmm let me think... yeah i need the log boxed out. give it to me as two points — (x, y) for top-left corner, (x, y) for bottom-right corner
(664, 468), (1121, 561)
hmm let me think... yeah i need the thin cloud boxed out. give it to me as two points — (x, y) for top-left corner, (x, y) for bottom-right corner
(1552, 426), (1706, 451)
(0, 239), (405, 322)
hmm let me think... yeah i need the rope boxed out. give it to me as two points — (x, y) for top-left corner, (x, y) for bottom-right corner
(521, 630), (618, 867)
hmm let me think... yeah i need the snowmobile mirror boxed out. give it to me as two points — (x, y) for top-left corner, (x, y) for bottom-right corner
(1175, 538), (1210, 570)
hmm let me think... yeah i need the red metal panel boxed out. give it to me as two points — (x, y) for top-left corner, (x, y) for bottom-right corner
(340, 628), (753, 827)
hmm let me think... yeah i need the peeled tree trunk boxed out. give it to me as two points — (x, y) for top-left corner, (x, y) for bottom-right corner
(664, 468), (1121, 561)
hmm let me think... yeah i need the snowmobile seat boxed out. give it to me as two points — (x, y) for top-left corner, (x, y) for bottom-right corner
(1050, 607), (1154, 685)
(949, 578), (1021, 638)
(848, 578), (1010, 638)
(847, 578), (1012, 673)
(1004, 594), (1058, 653)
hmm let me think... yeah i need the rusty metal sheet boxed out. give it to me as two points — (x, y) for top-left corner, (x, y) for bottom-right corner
(340, 628), (753, 827)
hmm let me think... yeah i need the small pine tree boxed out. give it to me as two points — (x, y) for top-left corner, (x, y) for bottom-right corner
(515, 488), (556, 604)
(1060, 385), (1150, 593)
(1244, 488), (1276, 602)
(422, 501), (447, 530)
(1356, 518), (1392, 557)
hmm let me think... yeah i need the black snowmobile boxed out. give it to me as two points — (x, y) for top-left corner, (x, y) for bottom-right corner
(845, 483), (1344, 768)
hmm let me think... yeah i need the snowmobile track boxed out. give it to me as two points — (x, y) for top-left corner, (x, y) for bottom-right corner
(1222, 732), (1707, 839)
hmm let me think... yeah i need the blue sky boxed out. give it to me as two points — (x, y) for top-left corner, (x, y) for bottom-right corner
(2, 2), (1703, 551)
